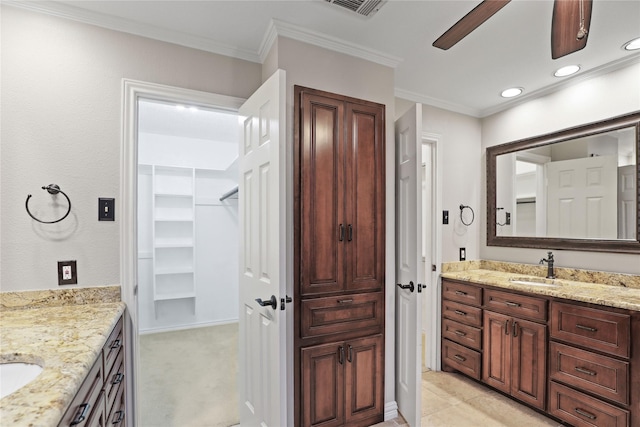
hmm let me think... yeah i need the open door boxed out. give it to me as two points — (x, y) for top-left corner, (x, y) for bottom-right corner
(238, 69), (288, 426)
(395, 103), (423, 426)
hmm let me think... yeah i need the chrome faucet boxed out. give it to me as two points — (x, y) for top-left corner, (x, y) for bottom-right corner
(539, 251), (556, 279)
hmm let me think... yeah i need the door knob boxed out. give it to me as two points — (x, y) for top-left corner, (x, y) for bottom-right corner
(255, 295), (277, 310)
(396, 281), (415, 292)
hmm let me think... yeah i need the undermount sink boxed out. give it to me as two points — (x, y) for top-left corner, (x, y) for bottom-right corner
(0, 362), (43, 399)
(509, 277), (559, 287)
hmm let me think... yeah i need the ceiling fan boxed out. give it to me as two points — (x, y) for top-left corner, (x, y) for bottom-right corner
(432, 0), (592, 59)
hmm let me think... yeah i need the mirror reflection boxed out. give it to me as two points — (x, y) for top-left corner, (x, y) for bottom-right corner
(495, 127), (637, 240)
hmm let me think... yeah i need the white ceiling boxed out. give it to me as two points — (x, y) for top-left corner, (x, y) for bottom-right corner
(12, 0), (640, 117)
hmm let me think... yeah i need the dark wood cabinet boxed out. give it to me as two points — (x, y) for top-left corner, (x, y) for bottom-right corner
(295, 86), (385, 427)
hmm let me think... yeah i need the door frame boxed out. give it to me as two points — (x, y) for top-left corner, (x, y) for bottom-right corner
(120, 78), (244, 425)
(421, 132), (443, 371)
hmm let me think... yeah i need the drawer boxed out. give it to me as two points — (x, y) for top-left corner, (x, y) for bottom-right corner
(108, 376), (126, 426)
(550, 302), (630, 358)
(484, 289), (547, 322)
(442, 339), (481, 380)
(300, 292), (383, 338)
(105, 347), (125, 415)
(442, 299), (482, 327)
(549, 341), (629, 405)
(442, 280), (482, 307)
(442, 318), (482, 351)
(549, 381), (629, 427)
(103, 317), (124, 377)
(58, 356), (104, 426)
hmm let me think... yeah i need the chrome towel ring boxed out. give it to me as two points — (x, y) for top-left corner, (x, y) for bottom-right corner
(459, 204), (475, 226)
(25, 184), (71, 224)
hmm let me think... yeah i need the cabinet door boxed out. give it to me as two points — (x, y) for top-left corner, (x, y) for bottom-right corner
(483, 311), (511, 394)
(300, 93), (346, 296)
(344, 102), (385, 292)
(301, 342), (345, 427)
(345, 335), (384, 425)
(511, 318), (547, 410)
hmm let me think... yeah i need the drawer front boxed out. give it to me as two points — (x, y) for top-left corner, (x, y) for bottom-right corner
(549, 341), (629, 405)
(442, 280), (482, 307)
(108, 377), (126, 426)
(442, 339), (481, 380)
(103, 317), (124, 376)
(442, 299), (482, 327)
(549, 381), (629, 427)
(442, 318), (482, 351)
(58, 357), (104, 427)
(484, 289), (547, 321)
(550, 302), (630, 358)
(105, 347), (125, 415)
(300, 292), (383, 338)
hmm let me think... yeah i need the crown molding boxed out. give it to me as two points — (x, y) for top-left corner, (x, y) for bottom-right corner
(261, 19), (402, 69)
(394, 88), (482, 118)
(3, 0), (262, 63)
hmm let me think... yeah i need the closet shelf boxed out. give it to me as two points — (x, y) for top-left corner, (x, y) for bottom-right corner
(154, 241), (194, 248)
(155, 267), (194, 275)
(155, 192), (193, 198)
(154, 291), (196, 301)
(154, 217), (194, 222)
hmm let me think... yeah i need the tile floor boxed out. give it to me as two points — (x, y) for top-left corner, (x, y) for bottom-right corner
(375, 371), (562, 427)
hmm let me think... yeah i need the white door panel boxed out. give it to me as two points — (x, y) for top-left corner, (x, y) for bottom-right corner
(238, 69), (286, 427)
(394, 103), (422, 426)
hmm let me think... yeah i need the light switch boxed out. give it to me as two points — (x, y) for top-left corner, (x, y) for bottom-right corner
(99, 198), (115, 221)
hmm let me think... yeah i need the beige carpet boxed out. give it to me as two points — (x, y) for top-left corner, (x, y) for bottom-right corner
(139, 323), (239, 427)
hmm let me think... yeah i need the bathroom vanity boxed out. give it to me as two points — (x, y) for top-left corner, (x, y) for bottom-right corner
(441, 263), (640, 427)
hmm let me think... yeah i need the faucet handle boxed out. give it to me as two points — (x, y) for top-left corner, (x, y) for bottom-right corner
(547, 251), (554, 260)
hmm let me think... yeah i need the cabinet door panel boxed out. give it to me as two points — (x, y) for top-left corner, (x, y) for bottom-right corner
(301, 342), (345, 427)
(483, 311), (511, 393)
(345, 335), (384, 425)
(300, 94), (345, 296)
(511, 318), (546, 410)
(344, 102), (385, 292)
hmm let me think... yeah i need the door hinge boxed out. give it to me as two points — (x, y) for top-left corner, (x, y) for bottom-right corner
(280, 295), (292, 310)
(134, 284), (138, 296)
(431, 264), (437, 272)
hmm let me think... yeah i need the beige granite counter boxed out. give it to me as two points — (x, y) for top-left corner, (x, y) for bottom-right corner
(442, 260), (640, 312)
(0, 287), (124, 427)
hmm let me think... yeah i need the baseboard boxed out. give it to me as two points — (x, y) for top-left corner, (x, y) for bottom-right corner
(139, 318), (238, 335)
(384, 400), (398, 420)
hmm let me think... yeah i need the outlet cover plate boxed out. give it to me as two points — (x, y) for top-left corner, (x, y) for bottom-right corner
(58, 260), (77, 286)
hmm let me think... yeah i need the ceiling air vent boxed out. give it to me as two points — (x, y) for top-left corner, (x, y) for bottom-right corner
(325, 0), (386, 18)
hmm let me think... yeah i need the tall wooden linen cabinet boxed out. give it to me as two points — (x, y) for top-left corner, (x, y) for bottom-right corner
(294, 86), (386, 427)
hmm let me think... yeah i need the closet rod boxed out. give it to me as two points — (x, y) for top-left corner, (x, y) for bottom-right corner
(219, 186), (239, 201)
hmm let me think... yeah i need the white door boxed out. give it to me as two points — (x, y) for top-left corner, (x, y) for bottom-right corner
(395, 103), (423, 426)
(618, 164), (636, 239)
(546, 155), (617, 238)
(238, 69), (287, 426)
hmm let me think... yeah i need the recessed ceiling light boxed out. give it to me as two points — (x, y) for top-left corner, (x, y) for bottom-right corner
(501, 87), (523, 98)
(623, 37), (640, 51)
(554, 65), (580, 77)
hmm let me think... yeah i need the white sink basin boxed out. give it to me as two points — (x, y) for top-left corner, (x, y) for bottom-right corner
(0, 362), (43, 399)
(509, 277), (559, 287)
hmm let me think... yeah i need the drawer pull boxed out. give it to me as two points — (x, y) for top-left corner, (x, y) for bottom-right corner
(512, 321), (518, 337)
(575, 367), (597, 376)
(454, 310), (467, 316)
(505, 320), (510, 335)
(112, 372), (125, 385)
(71, 403), (91, 425)
(453, 354), (466, 362)
(338, 346), (344, 365)
(110, 339), (121, 350)
(575, 408), (597, 420)
(454, 330), (467, 337)
(112, 410), (125, 425)
(337, 299), (353, 304)
(576, 324), (598, 332)
(455, 290), (467, 296)
(505, 301), (521, 307)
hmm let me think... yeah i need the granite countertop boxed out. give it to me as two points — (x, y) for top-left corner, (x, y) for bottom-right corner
(0, 287), (124, 427)
(441, 261), (640, 312)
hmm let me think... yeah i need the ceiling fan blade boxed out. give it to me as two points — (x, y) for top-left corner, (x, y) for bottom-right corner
(551, 0), (592, 59)
(433, 0), (511, 50)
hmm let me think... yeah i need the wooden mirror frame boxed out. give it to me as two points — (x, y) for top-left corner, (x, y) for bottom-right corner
(487, 111), (640, 253)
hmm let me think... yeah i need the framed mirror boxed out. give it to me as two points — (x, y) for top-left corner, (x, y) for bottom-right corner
(487, 112), (640, 253)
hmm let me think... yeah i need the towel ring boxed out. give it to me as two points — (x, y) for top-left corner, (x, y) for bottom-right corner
(25, 184), (71, 224)
(459, 204), (474, 226)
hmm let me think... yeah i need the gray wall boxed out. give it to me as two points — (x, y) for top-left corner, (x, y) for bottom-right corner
(1, 6), (262, 290)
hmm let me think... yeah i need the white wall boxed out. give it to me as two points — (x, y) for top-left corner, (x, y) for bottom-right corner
(481, 63), (640, 274)
(0, 6), (261, 291)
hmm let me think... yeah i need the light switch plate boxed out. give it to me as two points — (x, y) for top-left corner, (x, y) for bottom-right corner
(99, 198), (115, 221)
(58, 260), (77, 286)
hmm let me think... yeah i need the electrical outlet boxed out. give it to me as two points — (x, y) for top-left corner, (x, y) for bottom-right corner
(58, 260), (77, 286)
(99, 198), (115, 221)
(443, 210), (449, 225)
(459, 247), (466, 261)
(506, 212), (511, 225)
